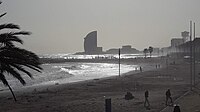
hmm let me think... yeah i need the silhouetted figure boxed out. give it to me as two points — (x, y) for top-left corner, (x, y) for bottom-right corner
(173, 105), (181, 112)
(165, 89), (173, 106)
(144, 90), (150, 109)
(125, 92), (134, 100)
(135, 67), (137, 71)
(140, 66), (142, 72)
(156, 64), (158, 69)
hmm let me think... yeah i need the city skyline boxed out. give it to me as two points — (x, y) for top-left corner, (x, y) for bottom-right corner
(1, 0), (200, 54)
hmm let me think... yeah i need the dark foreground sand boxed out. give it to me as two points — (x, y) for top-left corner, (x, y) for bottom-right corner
(0, 58), (199, 112)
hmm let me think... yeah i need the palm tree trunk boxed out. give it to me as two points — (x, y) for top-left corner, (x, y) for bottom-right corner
(7, 84), (17, 101)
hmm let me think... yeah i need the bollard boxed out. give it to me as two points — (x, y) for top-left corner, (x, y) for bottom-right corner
(105, 98), (111, 112)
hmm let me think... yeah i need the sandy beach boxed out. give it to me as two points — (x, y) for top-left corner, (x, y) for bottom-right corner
(0, 57), (199, 112)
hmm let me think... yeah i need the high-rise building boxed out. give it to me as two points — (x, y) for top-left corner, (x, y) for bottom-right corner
(84, 31), (102, 54)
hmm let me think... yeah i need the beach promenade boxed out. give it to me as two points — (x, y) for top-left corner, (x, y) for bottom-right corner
(160, 88), (200, 112)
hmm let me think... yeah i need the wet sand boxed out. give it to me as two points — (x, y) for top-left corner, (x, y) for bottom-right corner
(0, 57), (198, 112)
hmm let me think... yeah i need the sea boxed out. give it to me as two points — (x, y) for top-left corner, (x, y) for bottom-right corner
(0, 53), (157, 91)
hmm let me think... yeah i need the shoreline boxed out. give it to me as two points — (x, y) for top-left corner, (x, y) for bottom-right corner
(0, 57), (195, 112)
(0, 59), (157, 96)
(39, 56), (165, 64)
(0, 57), (161, 94)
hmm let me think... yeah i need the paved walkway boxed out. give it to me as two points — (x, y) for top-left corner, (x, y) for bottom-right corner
(160, 89), (200, 112)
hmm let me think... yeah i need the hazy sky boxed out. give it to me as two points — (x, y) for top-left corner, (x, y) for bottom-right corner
(1, 0), (200, 54)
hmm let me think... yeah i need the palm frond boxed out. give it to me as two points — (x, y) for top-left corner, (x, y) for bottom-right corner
(0, 73), (8, 86)
(0, 1), (43, 101)
(10, 64), (33, 78)
(4, 65), (26, 85)
(0, 12), (6, 18)
(0, 47), (39, 61)
(0, 24), (20, 30)
(0, 47), (43, 73)
(24, 64), (42, 72)
(12, 31), (31, 35)
(0, 58), (42, 73)
(0, 33), (23, 45)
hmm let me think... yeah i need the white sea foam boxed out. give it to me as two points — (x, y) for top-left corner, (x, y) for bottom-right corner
(0, 54), (160, 90)
(40, 53), (159, 59)
(0, 62), (139, 90)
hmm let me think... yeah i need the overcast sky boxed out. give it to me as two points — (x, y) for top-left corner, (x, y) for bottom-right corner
(1, 0), (200, 54)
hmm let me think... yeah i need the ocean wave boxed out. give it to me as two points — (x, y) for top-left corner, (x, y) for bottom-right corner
(0, 62), (140, 90)
(59, 67), (75, 75)
(79, 64), (91, 69)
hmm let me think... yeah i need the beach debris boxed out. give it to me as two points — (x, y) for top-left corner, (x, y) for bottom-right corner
(7, 97), (12, 100)
(173, 105), (181, 112)
(55, 82), (59, 85)
(125, 92), (134, 100)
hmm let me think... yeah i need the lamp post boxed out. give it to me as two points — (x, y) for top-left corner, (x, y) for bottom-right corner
(119, 48), (121, 77)
(190, 21), (193, 90)
(193, 22), (196, 86)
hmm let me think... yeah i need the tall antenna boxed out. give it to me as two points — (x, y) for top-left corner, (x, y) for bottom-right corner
(190, 21), (193, 90)
(193, 22), (196, 86)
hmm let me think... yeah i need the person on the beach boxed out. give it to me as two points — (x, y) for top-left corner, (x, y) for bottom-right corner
(165, 89), (173, 105)
(135, 67), (137, 71)
(140, 66), (142, 72)
(144, 90), (150, 108)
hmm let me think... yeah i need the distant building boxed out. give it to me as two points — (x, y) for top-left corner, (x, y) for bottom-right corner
(181, 31), (189, 43)
(170, 31), (189, 47)
(121, 45), (139, 54)
(153, 47), (160, 54)
(122, 45), (131, 49)
(160, 47), (170, 56)
(170, 38), (184, 53)
(160, 31), (193, 57)
(84, 31), (103, 54)
(171, 38), (184, 47)
(168, 31), (190, 54)
(178, 37), (200, 53)
(105, 45), (140, 54)
(106, 48), (119, 54)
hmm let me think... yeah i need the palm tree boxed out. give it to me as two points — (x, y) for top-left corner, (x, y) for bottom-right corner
(0, 2), (42, 101)
(148, 46), (153, 58)
(143, 48), (148, 58)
